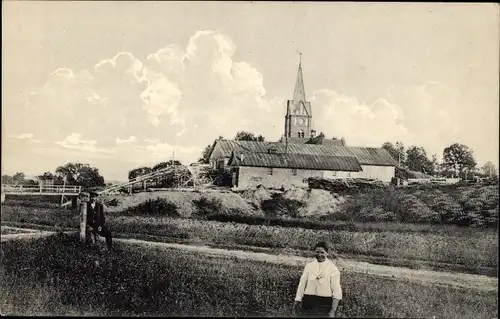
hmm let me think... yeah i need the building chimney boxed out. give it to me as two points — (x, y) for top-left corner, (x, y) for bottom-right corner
(311, 130), (316, 138)
(240, 154), (244, 162)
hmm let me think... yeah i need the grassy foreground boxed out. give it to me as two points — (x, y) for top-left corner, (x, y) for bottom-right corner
(1, 204), (498, 276)
(1, 233), (497, 318)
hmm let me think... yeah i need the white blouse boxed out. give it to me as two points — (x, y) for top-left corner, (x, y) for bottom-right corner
(295, 258), (343, 301)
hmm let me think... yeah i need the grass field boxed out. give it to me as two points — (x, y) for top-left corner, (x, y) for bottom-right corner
(1, 203), (498, 276)
(1, 233), (497, 318)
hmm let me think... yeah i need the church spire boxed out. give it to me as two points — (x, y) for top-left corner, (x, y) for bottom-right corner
(293, 53), (306, 102)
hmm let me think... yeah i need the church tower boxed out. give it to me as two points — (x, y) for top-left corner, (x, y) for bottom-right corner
(284, 56), (313, 140)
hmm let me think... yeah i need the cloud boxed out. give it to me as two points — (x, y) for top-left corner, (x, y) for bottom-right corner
(116, 136), (137, 145)
(140, 69), (183, 127)
(5, 29), (494, 179)
(310, 89), (414, 147)
(388, 81), (463, 157)
(95, 52), (146, 84)
(11, 133), (34, 139)
(55, 133), (113, 154)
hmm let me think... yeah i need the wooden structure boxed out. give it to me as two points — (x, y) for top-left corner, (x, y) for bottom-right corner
(79, 192), (90, 243)
(97, 164), (212, 196)
(1, 184), (82, 207)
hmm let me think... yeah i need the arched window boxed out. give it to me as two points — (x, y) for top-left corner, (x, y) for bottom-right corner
(298, 129), (304, 138)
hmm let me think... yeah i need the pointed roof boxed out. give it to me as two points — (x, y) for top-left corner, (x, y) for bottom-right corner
(293, 60), (306, 102)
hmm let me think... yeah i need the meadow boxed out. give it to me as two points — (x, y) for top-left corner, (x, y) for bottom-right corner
(1, 233), (497, 318)
(2, 200), (498, 276)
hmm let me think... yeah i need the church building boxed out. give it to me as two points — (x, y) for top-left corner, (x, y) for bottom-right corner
(208, 59), (397, 189)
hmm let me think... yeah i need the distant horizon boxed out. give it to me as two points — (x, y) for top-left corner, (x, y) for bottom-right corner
(3, 2), (498, 181)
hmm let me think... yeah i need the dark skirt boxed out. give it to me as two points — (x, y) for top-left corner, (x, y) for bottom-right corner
(300, 294), (332, 318)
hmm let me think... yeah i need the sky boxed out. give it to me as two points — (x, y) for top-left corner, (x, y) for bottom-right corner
(2, 2), (499, 181)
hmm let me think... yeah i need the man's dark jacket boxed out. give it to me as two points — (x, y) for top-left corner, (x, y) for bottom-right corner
(87, 202), (106, 228)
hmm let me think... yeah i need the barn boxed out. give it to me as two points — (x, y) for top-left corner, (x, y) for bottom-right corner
(208, 139), (397, 188)
(227, 151), (362, 189)
(206, 59), (397, 189)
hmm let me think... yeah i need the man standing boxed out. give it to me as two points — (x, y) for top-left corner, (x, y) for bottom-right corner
(87, 192), (113, 251)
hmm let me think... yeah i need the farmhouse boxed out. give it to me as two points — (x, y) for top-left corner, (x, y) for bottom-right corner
(227, 151), (362, 189)
(207, 59), (397, 188)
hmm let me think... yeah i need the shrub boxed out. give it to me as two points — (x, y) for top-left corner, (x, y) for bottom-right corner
(192, 197), (224, 218)
(205, 170), (233, 187)
(397, 194), (440, 224)
(124, 199), (179, 217)
(261, 193), (305, 218)
(427, 194), (464, 224)
(105, 198), (119, 207)
(358, 206), (397, 222)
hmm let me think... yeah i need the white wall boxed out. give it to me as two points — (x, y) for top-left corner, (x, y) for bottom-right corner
(323, 170), (354, 179)
(235, 165), (395, 189)
(350, 165), (395, 183)
(237, 166), (323, 189)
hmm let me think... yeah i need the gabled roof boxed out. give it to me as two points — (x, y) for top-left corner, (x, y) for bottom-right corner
(228, 152), (362, 172)
(321, 139), (346, 147)
(209, 140), (397, 167)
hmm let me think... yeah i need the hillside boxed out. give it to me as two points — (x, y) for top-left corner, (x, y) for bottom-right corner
(103, 183), (499, 228)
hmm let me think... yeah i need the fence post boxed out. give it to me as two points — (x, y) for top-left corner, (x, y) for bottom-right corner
(79, 192), (89, 243)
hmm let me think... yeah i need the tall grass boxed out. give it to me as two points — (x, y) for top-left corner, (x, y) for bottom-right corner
(2, 204), (497, 276)
(108, 216), (498, 273)
(1, 234), (497, 318)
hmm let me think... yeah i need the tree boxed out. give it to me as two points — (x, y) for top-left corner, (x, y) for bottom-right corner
(198, 144), (213, 164)
(55, 163), (105, 188)
(405, 146), (433, 174)
(234, 131), (265, 142)
(37, 171), (55, 181)
(482, 161), (498, 178)
(1, 175), (14, 184)
(442, 143), (477, 178)
(12, 172), (25, 183)
(128, 166), (153, 180)
(430, 154), (440, 177)
(382, 141), (406, 166)
(23, 179), (38, 186)
(152, 160), (182, 171)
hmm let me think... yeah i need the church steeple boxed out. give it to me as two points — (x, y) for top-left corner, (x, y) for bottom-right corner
(284, 54), (313, 140)
(293, 54), (306, 102)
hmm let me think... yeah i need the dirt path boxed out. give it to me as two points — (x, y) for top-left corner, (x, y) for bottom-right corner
(119, 237), (497, 293)
(2, 226), (497, 293)
(0, 226), (73, 241)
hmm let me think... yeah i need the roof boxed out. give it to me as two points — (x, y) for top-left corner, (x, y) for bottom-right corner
(228, 152), (362, 172)
(209, 140), (397, 166)
(293, 62), (306, 102)
(279, 135), (345, 147)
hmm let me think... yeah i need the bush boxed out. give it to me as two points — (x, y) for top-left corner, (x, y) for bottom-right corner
(397, 194), (440, 224)
(358, 206), (397, 222)
(192, 197), (224, 218)
(124, 199), (179, 217)
(261, 193), (305, 218)
(427, 194), (464, 224)
(105, 198), (119, 207)
(205, 170), (233, 187)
